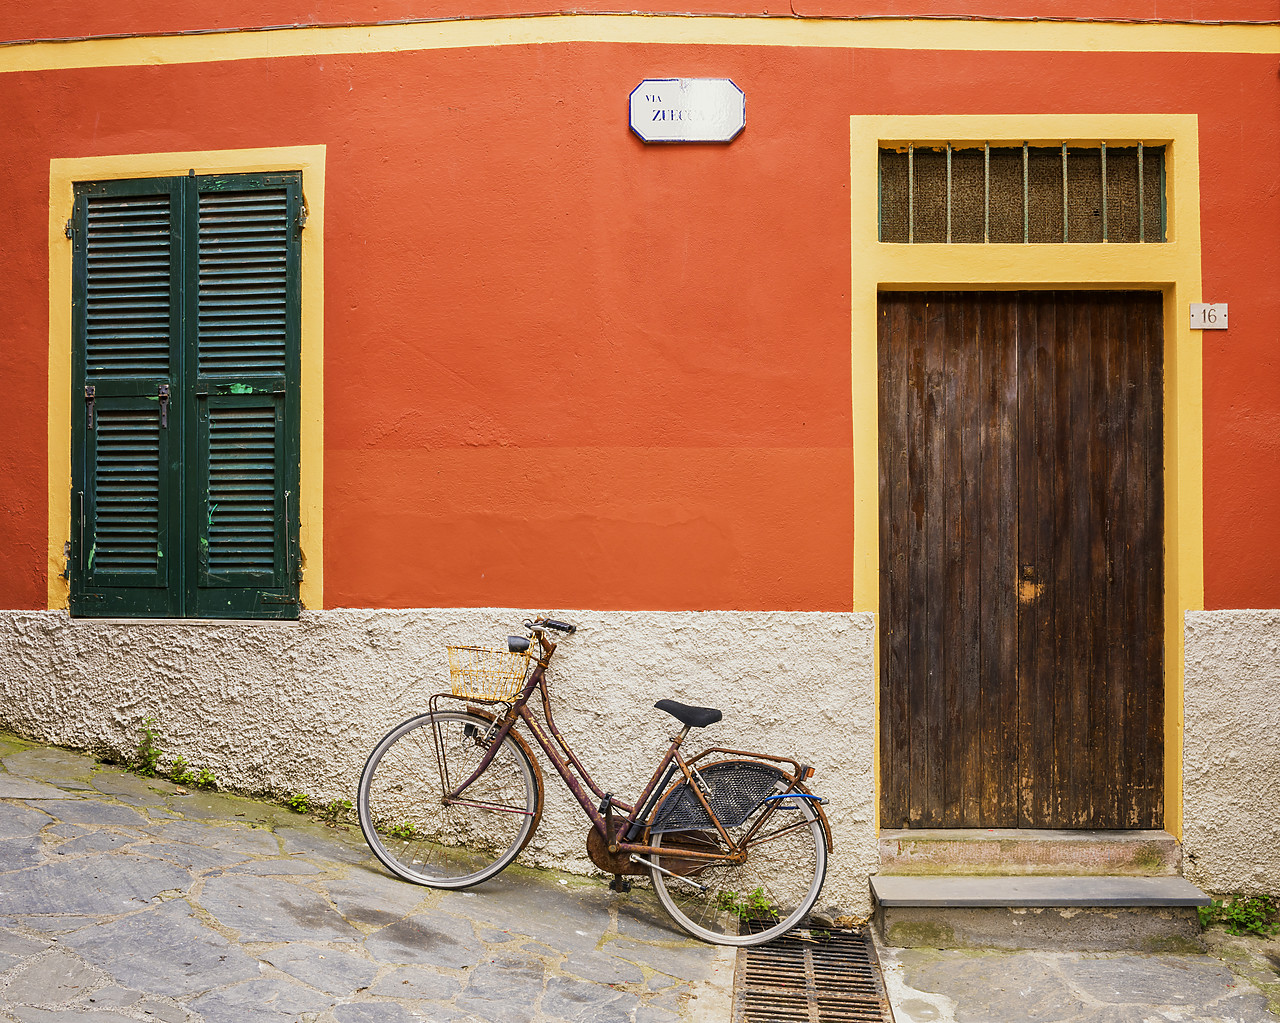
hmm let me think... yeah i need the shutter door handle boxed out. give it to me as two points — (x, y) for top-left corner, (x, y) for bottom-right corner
(159, 384), (170, 428)
(85, 386), (95, 429)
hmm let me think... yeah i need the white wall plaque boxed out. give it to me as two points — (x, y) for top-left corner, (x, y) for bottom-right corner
(629, 79), (745, 144)
(1189, 303), (1228, 330)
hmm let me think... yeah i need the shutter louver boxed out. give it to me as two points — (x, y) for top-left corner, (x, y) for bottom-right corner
(205, 402), (280, 577)
(85, 195), (172, 378)
(90, 406), (163, 577)
(197, 189), (289, 376)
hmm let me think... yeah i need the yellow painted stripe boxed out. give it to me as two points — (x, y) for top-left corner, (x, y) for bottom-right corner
(3, 15), (1280, 75)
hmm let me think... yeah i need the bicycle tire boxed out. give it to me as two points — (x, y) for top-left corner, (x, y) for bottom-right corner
(358, 710), (540, 889)
(647, 762), (828, 946)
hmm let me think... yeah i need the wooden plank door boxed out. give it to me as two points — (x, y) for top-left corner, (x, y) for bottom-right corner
(878, 291), (1164, 830)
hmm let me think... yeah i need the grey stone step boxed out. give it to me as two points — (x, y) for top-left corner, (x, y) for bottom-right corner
(871, 874), (1211, 908)
(878, 828), (1180, 876)
(871, 875), (1212, 952)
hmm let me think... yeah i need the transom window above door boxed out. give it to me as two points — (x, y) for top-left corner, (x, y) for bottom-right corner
(879, 142), (1166, 244)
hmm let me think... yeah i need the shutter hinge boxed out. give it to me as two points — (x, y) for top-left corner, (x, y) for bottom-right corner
(298, 202), (308, 230)
(64, 218), (74, 239)
(62, 541), (72, 580)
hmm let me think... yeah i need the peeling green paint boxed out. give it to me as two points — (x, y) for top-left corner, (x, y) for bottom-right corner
(87, 545), (95, 571)
(228, 383), (254, 394)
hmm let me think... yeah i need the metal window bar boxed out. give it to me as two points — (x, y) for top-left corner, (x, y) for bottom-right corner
(1138, 142), (1145, 243)
(886, 141), (1164, 244)
(1023, 142), (1030, 243)
(984, 142), (990, 243)
(1101, 142), (1108, 242)
(1062, 142), (1069, 242)
(946, 143), (953, 244)
(908, 144), (915, 244)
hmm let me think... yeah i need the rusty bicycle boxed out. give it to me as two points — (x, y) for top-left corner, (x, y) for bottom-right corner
(356, 615), (833, 946)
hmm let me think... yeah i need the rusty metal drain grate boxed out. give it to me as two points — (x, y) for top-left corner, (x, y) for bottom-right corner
(733, 925), (894, 1023)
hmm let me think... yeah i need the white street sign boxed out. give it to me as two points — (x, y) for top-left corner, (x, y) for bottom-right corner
(629, 79), (745, 144)
(1189, 303), (1228, 330)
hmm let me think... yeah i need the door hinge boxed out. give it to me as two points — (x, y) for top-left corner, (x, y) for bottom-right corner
(62, 541), (72, 580)
(298, 202), (308, 230)
(261, 593), (299, 605)
(64, 218), (74, 239)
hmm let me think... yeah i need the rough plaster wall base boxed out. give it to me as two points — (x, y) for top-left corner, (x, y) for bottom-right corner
(1183, 609), (1280, 896)
(0, 609), (877, 912)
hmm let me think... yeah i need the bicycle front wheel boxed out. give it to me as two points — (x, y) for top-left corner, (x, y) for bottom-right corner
(649, 782), (827, 946)
(358, 710), (540, 889)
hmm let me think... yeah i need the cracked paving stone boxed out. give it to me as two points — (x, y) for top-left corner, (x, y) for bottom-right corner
(170, 791), (280, 826)
(601, 938), (716, 984)
(274, 824), (374, 866)
(438, 877), (612, 953)
(615, 893), (686, 944)
(1, 750), (96, 790)
(1, 948), (109, 1006)
(199, 875), (360, 943)
(1058, 955), (1245, 1006)
(903, 953), (1085, 1023)
(8, 1007), (139, 1022)
(455, 956), (545, 1023)
(0, 838), (44, 871)
(131, 840), (251, 872)
(12, 915), (104, 934)
(323, 873), (428, 927)
(259, 943), (380, 996)
(0, 855), (192, 916)
(156, 821), (281, 855)
(82, 986), (143, 1009)
(226, 859), (320, 876)
(190, 976), (334, 1023)
(364, 913), (484, 970)
(49, 832), (135, 857)
(32, 800), (148, 829)
(635, 1006), (682, 1023)
(90, 771), (173, 802)
(333, 1003), (436, 1023)
(541, 975), (639, 1023)
(0, 777), (68, 800)
(369, 965), (462, 1001)
(58, 899), (259, 996)
(562, 950), (645, 986)
(0, 805), (50, 841)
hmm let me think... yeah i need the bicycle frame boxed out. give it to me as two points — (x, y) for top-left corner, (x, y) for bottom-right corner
(427, 629), (826, 872)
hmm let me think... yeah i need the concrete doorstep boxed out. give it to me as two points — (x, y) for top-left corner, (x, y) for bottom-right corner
(0, 730), (735, 1023)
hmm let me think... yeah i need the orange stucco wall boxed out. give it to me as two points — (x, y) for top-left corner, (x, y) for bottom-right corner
(2, 32), (1279, 611)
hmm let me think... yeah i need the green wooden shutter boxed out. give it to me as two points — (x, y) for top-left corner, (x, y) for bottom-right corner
(70, 178), (184, 616)
(186, 174), (301, 618)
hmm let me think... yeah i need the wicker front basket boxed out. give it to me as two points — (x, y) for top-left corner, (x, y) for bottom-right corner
(446, 645), (532, 702)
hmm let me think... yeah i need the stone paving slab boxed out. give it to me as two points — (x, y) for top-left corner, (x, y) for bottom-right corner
(879, 939), (1280, 1023)
(0, 730), (732, 1023)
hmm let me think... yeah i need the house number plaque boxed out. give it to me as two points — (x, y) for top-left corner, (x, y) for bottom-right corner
(629, 79), (745, 144)
(1189, 303), (1228, 330)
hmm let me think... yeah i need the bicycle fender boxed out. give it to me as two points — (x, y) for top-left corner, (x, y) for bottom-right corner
(461, 707), (545, 852)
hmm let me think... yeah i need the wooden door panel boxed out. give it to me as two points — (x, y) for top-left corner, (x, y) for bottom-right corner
(879, 291), (1163, 830)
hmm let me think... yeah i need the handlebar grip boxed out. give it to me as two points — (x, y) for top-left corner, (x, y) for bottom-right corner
(543, 618), (577, 634)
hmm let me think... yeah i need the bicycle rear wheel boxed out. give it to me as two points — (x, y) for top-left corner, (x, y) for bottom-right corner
(358, 710), (540, 889)
(648, 769), (827, 946)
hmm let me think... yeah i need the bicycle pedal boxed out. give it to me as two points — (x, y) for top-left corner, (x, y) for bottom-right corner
(608, 875), (632, 894)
